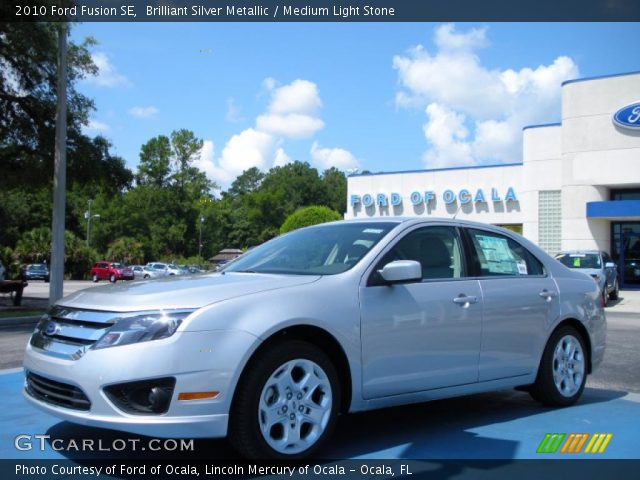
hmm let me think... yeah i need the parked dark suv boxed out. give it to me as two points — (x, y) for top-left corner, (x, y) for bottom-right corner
(22, 264), (50, 282)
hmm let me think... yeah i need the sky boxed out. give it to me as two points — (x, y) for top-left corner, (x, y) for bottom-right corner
(72, 22), (640, 188)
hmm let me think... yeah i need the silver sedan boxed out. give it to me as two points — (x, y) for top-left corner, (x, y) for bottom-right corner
(23, 218), (605, 459)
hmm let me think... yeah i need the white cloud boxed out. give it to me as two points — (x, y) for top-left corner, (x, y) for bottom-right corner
(310, 142), (359, 170)
(214, 128), (276, 184)
(268, 79), (322, 115)
(254, 79), (324, 138)
(394, 24), (579, 168)
(261, 77), (276, 92)
(225, 97), (243, 123)
(273, 147), (292, 167)
(256, 113), (324, 139)
(194, 140), (217, 181)
(84, 119), (110, 132)
(199, 78), (355, 187)
(128, 106), (159, 118)
(86, 52), (130, 87)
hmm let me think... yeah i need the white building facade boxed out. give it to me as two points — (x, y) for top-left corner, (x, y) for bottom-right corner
(346, 71), (640, 288)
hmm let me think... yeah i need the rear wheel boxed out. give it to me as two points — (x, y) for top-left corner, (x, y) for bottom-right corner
(92, 274), (98, 283)
(530, 325), (587, 406)
(229, 340), (340, 459)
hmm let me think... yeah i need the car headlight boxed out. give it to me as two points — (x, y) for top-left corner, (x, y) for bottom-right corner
(93, 310), (194, 350)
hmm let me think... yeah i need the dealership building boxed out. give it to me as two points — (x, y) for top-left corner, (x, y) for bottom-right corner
(346, 71), (640, 288)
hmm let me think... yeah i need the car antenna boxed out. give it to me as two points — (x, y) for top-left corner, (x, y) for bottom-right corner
(452, 203), (463, 220)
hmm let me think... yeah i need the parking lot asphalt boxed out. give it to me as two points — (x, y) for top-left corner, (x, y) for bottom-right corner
(0, 369), (638, 460)
(0, 289), (638, 461)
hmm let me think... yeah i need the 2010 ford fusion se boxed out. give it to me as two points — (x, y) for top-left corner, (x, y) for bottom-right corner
(23, 218), (605, 458)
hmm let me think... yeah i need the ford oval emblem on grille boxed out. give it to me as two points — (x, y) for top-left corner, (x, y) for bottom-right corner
(613, 102), (640, 130)
(45, 322), (59, 336)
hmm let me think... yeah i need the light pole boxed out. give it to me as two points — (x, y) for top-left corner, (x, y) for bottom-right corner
(198, 215), (205, 264)
(85, 199), (101, 247)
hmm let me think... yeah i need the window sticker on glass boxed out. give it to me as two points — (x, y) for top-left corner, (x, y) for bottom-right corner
(363, 228), (384, 234)
(516, 260), (528, 275)
(573, 257), (581, 267)
(476, 234), (518, 274)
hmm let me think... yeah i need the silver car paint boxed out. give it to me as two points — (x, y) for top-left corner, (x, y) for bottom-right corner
(23, 217), (606, 438)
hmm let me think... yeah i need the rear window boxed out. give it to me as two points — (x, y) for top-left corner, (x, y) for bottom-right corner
(556, 253), (601, 269)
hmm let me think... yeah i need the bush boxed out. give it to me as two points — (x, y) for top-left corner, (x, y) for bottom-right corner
(280, 206), (342, 234)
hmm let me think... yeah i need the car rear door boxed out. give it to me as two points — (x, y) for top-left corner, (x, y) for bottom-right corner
(359, 225), (482, 399)
(463, 227), (560, 381)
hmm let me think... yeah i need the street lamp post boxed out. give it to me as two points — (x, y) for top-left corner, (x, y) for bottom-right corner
(198, 215), (205, 264)
(85, 199), (101, 247)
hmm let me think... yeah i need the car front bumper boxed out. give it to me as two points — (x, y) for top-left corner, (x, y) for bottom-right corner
(22, 328), (258, 439)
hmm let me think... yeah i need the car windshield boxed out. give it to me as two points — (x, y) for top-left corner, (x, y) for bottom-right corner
(29, 264), (46, 271)
(556, 253), (601, 269)
(111, 263), (124, 268)
(224, 222), (397, 275)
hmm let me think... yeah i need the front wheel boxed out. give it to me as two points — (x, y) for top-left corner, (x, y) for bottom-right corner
(530, 326), (587, 406)
(609, 280), (619, 301)
(109, 274), (116, 283)
(229, 340), (340, 459)
(92, 274), (98, 283)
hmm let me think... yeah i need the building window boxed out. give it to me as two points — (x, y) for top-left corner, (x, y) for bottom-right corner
(611, 189), (640, 201)
(538, 190), (561, 255)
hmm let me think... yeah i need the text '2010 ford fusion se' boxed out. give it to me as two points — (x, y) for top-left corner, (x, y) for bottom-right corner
(23, 218), (605, 458)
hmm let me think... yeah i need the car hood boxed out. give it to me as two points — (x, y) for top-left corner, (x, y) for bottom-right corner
(57, 273), (321, 312)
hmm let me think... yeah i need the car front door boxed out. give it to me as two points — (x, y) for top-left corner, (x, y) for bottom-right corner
(464, 228), (560, 381)
(359, 225), (482, 399)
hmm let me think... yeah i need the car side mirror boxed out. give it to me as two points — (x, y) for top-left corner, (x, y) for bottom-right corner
(605, 262), (616, 269)
(379, 260), (422, 284)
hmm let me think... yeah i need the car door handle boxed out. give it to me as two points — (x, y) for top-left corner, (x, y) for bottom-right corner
(453, 295), (478, 307)
(539, 290), (557, 300)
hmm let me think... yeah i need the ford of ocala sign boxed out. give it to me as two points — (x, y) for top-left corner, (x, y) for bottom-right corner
(613, 102), (640, 130)
(351, 187), (517, 210)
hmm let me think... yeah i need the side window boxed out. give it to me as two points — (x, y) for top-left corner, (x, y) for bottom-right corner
(467, 229), (545, 277)
(371, 226), (465, 283)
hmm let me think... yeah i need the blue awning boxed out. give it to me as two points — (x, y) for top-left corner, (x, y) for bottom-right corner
(586, 200), (640, 219)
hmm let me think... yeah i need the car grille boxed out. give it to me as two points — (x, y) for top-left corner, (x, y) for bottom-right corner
(29, 307), (119, 360)
(25, 371), (91, 411)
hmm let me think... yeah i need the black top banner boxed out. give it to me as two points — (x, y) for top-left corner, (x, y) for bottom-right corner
(3, 0), (640, 22)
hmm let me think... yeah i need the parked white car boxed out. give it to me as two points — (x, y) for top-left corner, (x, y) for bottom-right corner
(146, 262), (182, 276)
(130, 265), (161, 280)
(24, 218), (606, 459)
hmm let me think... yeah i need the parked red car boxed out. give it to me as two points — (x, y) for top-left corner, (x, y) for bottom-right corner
(90, 262), (134, 283)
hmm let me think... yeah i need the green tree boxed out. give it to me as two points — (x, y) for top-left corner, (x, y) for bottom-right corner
(0, 22), (97, 188)
(322, 167), (347, 214)
(106, 237), (145, 265)
(137, 135), (171, 187)
(170, 129), (205, 193)
(225, 167), (264, 198)
(280, 206), (342, 234)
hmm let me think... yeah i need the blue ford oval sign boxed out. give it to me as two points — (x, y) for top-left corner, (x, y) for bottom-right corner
(613, 102), (640, 130)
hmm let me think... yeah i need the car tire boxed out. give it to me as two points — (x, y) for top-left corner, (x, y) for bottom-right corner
(44, 277), (49, 283)
(529, 325), (587, 407)
(229, 340), (340, 459)
(92, 274), (98, 283)
(109, 274), (116, 283)
(609, 280), (619, 301)
(144, 274), (150, 279)
(602, 290), (608, 307)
